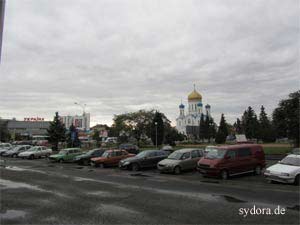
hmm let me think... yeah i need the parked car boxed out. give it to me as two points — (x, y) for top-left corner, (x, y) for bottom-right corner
(292, 148), (300, 155)
(18, 146), (52, 159)
(0, 143), (13, 155)
(73, 148), (106, 165)
(49, 148), (82, 163)
(264, 154), (300, 185)
(197, 144), (266, 179)
(90, 149), (135, 168)
(161, 145), (174, 155)
(119, 150), (168, 171)
(157, 148), (204, 174)
(119, 143), (139, 154)
(2, 145), (32, 157)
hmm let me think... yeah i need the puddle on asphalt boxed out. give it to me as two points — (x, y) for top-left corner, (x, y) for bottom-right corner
(0, 210), (26, 219)
(4, 166), (26, 171)
(87, 191), (117, 197)
(213, 194), (247, 203)
(201, 180), (220, 184)
(74, 177), (98, 182)
(130, 173), (151, 177)
(98, 204), (140, 215)
(287, 205), (300, 211)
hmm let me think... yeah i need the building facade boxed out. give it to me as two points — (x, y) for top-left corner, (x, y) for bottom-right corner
(176, 87), (211, 137)
(60, 113), (90, 131)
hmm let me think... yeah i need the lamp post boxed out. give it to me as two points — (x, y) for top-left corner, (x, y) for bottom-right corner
(155, 122), (158, 149)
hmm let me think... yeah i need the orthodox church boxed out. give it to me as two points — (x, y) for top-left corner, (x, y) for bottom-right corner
(176, 86), (211, 136)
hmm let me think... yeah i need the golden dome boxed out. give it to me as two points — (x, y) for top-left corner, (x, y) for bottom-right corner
(188, 90), (202, 101)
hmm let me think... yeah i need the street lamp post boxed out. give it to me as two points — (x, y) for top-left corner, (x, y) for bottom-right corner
(155, 122), (158, 149)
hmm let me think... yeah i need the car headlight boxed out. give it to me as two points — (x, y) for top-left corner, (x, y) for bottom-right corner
(123, 161), (130, 165)
(280, 172), (290, 177)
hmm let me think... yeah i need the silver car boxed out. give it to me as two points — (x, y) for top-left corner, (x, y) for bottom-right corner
(2, 145), (32, 157)
(157, 148), (204, 174)
(18, 146), (52, 159)
(0, 143), (13, 155)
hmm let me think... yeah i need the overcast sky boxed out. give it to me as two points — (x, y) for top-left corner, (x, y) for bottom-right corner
(0, 0), (299, 126)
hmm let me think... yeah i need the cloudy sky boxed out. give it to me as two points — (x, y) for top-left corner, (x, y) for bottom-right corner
(0, 0), (299, 126)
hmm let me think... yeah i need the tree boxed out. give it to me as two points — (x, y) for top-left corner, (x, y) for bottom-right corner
(258, 105), (276, 143)
(164, 127), (185, 146)
(233, 118), (243, 134)
(0, 120), (10, 142)
(151, 111), (164, 147)
(198, 113), (205, 141)
(215, 114), (228, 144)
(47, 112), (66, 150)
(207, 117), (217, 143)
(272, 91), (300, 147)
(66, 124), (81, 148)
(241, 106), (259, 140)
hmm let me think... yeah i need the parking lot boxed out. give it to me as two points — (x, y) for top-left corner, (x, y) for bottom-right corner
(1, 157), (299, 224)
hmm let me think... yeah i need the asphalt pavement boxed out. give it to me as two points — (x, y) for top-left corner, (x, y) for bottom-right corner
(0, 158), (299, 224)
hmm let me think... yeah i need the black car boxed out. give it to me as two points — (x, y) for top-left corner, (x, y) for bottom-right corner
(119, 143), (139, 154)
(73, 148), (105, 165)
(119, 150), (168, 171)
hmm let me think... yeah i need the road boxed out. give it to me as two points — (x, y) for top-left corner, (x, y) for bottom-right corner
(0, 158), (299, 224)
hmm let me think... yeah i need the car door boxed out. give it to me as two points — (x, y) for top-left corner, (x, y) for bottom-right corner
(153, 152), (167, 166)
(223, 150), (239, 175)
(144, 151), (157, 168)
(180, 152), (192, 170)
(237, 148), (253, 172)
(190, 150), (201, 169)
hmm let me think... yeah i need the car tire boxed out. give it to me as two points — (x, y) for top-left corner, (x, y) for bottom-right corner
(58, 159), (63, 163)
(46, 154), (50, 158)
(30, 155), (34, 160)
(12, 154), (17, 158)
(174, 166), (181, 175)
(131, 163), (140, 171)
(294, 175), (300, 186)
(83, 159), (89, 166)
(220, 170), (229, 180)
(99, 163), (105, 168)
(254, 165), (262, 175)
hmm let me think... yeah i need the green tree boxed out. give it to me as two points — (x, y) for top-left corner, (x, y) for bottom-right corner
(233, 118), (243, 134)
(215, 114), (228, 144)
(272, 91), (300, 147)
(151, 111), (164, 147)
(66, 124), (81, 148)
(207, 117), (217, 143)
(258, 105), (276, 143)
(241, 106), (259, 140)
(164, 127), (185, 146)
(0, 120), (10, 142)
(198, 113), (205, 141)
(47, 112), (66, 150)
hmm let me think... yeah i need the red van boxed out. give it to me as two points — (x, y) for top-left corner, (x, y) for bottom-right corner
(197, 144), (265, 179)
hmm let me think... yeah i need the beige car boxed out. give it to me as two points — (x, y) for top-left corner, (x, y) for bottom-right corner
(157, 148), (204, 174)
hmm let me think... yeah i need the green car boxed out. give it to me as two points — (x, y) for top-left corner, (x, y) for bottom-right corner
(49, 148), (82, 163)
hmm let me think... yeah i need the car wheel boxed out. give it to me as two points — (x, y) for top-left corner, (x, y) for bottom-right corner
(131, 163), (140, 171)
(46, 154), (50, 158)
(254, 165), (262, 175)
(174, 166), (181, 175)
(221, 170), (229, 180)
(12, 154), (17, 158)
(30, 155), (34, 160)
(58, 159), (63, 163)
(295, 175), (300, 185)
(99, 163), (105, 169)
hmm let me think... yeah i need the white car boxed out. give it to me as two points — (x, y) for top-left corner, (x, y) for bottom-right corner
(0, 143), (13, 155)
(264, 154), (300, 185)
(2, 145), (32, 157)
(18, 146), (52, 159)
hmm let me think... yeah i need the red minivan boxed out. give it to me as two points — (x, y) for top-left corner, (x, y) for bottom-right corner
(197, 144), (265, 179)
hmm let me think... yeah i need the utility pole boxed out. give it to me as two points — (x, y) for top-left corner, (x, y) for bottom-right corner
(0, 0), (5, 63)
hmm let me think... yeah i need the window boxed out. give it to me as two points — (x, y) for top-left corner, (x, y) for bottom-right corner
(110, 152), (116, 157)
(226, 150), (236, 159)
(148, 152), (156, 157)
(238, 148), (252, 157)
(116, 151), (122, 156)
(198, 150), (203, 157)
(181, 152), (191, 160)
(191, 150), (199, 158)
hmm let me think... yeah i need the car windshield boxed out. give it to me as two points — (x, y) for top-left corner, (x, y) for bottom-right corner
(59, 150), (68, 154)
(102, 151), (110, 158)
(168, 152), (183, 160)
(136, 151), (150, 158)
(205, 148), (227, 159)
(280, 156), (300, 166)
(28, 147), (39, 152)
